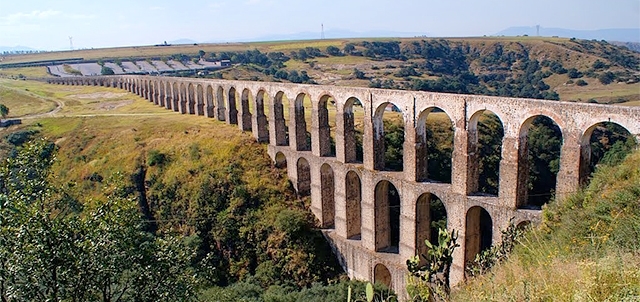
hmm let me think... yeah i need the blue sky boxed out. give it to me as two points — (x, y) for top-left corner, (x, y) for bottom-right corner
(1, 0), (638, 50)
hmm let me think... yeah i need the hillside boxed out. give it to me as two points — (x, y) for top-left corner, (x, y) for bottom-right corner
(1, 37), (639, 105)
(0, 79), (344, 296)
(452, 149), (640, 301)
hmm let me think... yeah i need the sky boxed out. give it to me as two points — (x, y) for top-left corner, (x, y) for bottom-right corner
(1, 0), (638, 50)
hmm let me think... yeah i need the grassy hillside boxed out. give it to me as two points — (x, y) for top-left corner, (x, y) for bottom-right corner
(0, 79), (343, 291)
(452, 149), (640, 301)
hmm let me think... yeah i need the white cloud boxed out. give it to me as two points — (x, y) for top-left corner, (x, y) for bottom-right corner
(2, 10), (61, 24)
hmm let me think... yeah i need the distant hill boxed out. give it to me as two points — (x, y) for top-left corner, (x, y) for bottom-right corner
(206, 29), (427, 43)
(0, 46), (38, 53)
(495, 27), (640, 43)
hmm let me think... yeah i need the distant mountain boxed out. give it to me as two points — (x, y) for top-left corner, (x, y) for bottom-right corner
(495, 27), (640, 43)
(0, 45), (38, 53)
(206, 29), (428, 43)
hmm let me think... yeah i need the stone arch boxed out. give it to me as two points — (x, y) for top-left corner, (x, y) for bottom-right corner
(227, 87), (239, 124)
(148, 81), (155, 103)
(296, 157), (311, 196)
(318, 94), (336, 157)
(273, 91), (289, 146)
(187, 83), (196, 114)
(415, 192), (448, 261)
(415, 107), (454, 182)
(179, 82), (187, 114)
(205, 85), (215, 117)
(465, 206), (493, 269)
(345, 170), (362, 239)
(274, 152), (287, 169)
(172, 82), (179, 112)
(517, 115), (563, 209)
(373, 263), (392, 288)
(373, 102), (404, 171)
(196, 84), (205, 116)
(253, 90), (269, 143)
(374, 180), (401, 253)
(293, 93), (310, 151)
(239, 88), (252, 131)
(320, 163), (335, 228)
(343, 97), (364, 163)
(216, 86), (226, 121)
(467, 110), (504, 195)
(579, 121), (636, 185)
(158, 81), (165, 107)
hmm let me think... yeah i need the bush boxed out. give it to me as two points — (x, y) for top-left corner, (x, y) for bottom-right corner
(598, 72), (616, 85)
(576, 79), (588, 86)
(147, 149), (168, 166)
(6, 129), (39, 146)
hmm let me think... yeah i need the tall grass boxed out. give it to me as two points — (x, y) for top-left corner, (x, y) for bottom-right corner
(452, 150), (640, 301)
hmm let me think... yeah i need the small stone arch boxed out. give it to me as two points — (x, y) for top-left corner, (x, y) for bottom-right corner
(467, 109), (504, 195)
(179, 82), (188, 114)
(415, 107), (455, 182)
(343, 97), (364, 163)
(465, 206), (493, 269)
(227, 87), (239, 124)
(216, 86), (225, 121)
(415, 192), (448, 261)
(254, 90), (269, 143)
(579, 121), (636, 185)
(272, 91), (289, 146)
(293, 93), (310, 151)
(157, 81), (165, 107)
(320, 163), (335, 228)
(318, 94), (336, 157)
(373, 101), (405, 171)
(187, 83), (196, 114)
(373, 263), (392, 288)
(296, 157), (311, 196)
(196, 84), (205, 116)
(239, 88), (253, 131)
(172, 82), (179, 112)
(205, 85), (215, 117)
(374, 179), (401, 253)
(274, 152), (287, 169)
(345, 170), (362, 239)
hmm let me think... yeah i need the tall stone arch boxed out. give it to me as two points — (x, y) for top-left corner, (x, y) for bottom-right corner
(271, 91), (288, 146)
(227, 87), (239, 124)
(253, 90), (269, 143)
(374, 180), (401, 253)
(342, 97), (364, 163)
(292, 93), (310, 151)
(196, 84), (205, 116)
(414, 107), (455, 182)
(315, 94), (335, 157)
(345, 170), (362, 239)
(320, 163), (335, 228)
(205, 84), (215, 118)
(373, 102), (405, 171)
(296, 157), (311, 196)
(216, 86), (226, 121)
(239, 89), (252, 131)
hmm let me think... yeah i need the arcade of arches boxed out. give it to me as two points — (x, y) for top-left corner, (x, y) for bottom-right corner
(49, 75), (640, 299)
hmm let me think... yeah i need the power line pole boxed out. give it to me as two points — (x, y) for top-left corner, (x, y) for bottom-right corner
(69, 36), (74, 50)
(321, 23), (325, 39)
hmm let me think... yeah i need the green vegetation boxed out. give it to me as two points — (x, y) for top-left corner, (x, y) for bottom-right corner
(452, 149), (640, 301)
(0, 103), (8, 119)
(0, 139), (197, 301)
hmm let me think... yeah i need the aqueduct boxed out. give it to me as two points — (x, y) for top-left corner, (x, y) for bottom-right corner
(49, 75), (640, 297)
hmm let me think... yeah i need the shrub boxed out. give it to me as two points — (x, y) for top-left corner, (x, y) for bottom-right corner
(576, 79), (588, 86)
(147, 149), (168, 166)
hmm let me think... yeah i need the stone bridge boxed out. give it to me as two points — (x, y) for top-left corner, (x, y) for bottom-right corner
(48, 75), (640, 297)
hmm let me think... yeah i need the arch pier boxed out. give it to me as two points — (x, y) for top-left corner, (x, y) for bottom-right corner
(49, 75), (640, 299)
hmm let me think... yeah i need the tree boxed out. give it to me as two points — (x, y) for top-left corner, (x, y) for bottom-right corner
(0, 104), (8, 120)
(0, 139), (197, 301)
(598, 72), (616, 85)
(326, 45), (342, 56)
(353, 68), (366, 79)
(407, 228), (459, 301)
(101, 66), (115, 75)
(199, 50), (206, 58)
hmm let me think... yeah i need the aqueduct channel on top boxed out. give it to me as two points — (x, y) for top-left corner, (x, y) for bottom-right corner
(49, 75), (640, 297)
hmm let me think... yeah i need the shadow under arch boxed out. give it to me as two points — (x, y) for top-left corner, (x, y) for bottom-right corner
(373, 102), (404, 171)
(517, 115), (563, 209)
(415, 106), (454, 183)
(465, 206), (493, 271)
(343, 96), (364, 163)
(320, 163), (335, 228)
(375, 180), (400, 253)
(467, 109), (504, 195)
